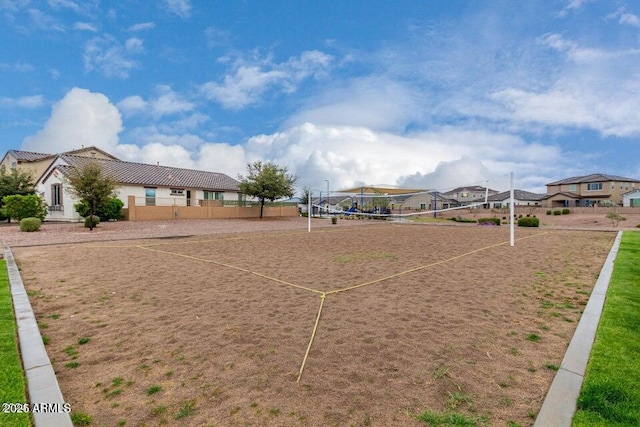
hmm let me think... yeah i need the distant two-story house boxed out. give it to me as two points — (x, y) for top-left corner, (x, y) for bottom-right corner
(0, 146), (117, 179)
(544, 173), (640, 208)
(441, 186), (500, 207)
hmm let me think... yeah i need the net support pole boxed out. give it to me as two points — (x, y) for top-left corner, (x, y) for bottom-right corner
(510, 172), (515, 247)
(308, 192), (311, 232)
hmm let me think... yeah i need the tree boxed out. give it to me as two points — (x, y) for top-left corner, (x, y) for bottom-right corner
(238, 161), (296, 219)
(66, 162), (117, 230)
(300, 186), (312, 206)
(606, 211), (626, 227)
(0, 166), (36, 222)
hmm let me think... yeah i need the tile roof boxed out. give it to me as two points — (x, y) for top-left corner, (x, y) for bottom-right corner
(8, 150), (54, 161)
(442, 185), (497, 195)
(547, 173), (640, 185)
(486, 190), (546, 202)
(58, 155), (239, 191)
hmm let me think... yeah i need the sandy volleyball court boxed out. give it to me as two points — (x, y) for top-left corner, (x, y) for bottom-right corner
(10, 220), (617, 426)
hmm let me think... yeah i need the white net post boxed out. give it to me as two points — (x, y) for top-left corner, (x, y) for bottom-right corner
(510, 172), (515, 247)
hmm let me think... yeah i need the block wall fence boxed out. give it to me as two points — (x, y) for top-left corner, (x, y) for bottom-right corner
(123, 196), (298, 221)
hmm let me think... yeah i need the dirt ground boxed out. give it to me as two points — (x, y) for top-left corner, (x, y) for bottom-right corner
(11, 222), (617, 427)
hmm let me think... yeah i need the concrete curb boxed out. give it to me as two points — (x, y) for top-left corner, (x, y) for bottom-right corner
(4, 246), (73, 427)
(534, 230), (623, 426)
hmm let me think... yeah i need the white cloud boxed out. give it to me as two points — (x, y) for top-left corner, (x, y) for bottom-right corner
(619, 12), (640, 27)
(27, 8), (65, 32)
(285, 76), (419, 132)
(21, 87), (122, 153)
(47, 0), (84, 14)
(161, 0), (191, 19)
(118, 86), (195, 119)
(239, 121), (574, 194)
(541, 33), (611, 63)
(204, 26), (231, 48)
(73, 21), (97, 32)
(199, 50), (333, 109)
(83, 35), (141, 78)
(124, 37), (143, 53)
(557, 0), (595, 17)
(129, 22), (155, 32)
(0, 61), (34, 72)
(0, 95), (44, 108)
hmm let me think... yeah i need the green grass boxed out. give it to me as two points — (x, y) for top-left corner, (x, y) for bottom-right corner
(415, 409), (487, 426)
(145, 384), (162, 396)
(0, 260), (31, 427)
(573, 231), (640, 426)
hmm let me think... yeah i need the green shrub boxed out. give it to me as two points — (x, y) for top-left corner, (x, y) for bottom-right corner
(546, 210), (552, 215)
(518, 217), (540, 227)
(19, 217), (42, 232)
(562, 208), (571, 215)
(2, 194), (48, 221)
(84, 215), (100, 228)
(478, 217), (500, 226)
(75, 197), (123, 221)
(451, 216), (477, 223)
(331, 216), (337, 224)
(553, 210), (562, 215)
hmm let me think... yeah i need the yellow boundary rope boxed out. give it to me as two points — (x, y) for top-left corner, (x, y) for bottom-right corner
(135, 245), (325, 295)
(297, 293), (326, 382)
(88, 229), (548, 384)
(326, 232), (547, 296)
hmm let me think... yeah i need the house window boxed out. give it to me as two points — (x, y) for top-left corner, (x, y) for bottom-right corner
(11, 162), (17, 169)
(611, 182), (615, 190)
(494, 203), (502, 209)
(420, 203), (426, 210)
(587, 183), (602, 191)
(238, 193), (246, 206)
(51, 183), (63, 206)
(170, 188), (184, 196)
(568, 184), (577, 191)
(145, 188), (156, 206)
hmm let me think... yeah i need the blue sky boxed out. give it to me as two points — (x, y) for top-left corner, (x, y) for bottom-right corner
(1, 0), (639, 194)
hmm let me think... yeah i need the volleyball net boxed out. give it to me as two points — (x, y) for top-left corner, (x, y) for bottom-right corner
(309, 185), (490, 221)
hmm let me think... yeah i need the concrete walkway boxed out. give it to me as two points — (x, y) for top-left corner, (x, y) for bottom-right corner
(4, 247), (72, 427)
(534, 231), (623, 426)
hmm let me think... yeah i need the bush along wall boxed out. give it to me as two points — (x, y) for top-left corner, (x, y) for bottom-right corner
(478, 217), (501, 226)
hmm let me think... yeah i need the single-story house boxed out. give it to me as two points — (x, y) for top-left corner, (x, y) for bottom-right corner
(622, 190), (640, 207)
(397, 192), (457, 212)
(38, 153), (243, 222)
(484, 190), (546, 209)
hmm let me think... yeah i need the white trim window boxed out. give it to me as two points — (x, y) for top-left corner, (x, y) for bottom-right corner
(587, 183), (602, 191)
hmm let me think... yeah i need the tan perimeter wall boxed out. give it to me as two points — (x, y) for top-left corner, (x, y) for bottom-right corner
(433, 206), (639, 218)
(124, 196), (297, 221)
